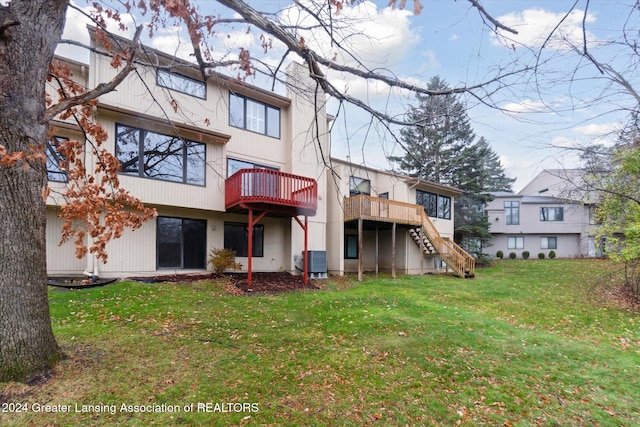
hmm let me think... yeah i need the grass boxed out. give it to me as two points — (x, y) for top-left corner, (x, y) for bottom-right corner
(1, 259), (639, 426)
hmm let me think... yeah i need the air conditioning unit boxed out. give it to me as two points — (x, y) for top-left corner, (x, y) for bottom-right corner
(303, 250), (327, 274)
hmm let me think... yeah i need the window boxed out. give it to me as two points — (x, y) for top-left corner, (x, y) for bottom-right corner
(157, 69), (206, 99)
(507, 236), (524, 249)
(540, 207), (564, 221)
(229, 93), (280, 138)
(378, 192), (389, 199)
(541, 236), (557, 249)
(46, 136), (68, 182)
(505, 201), (520, 225)
(227, 158), (278, 177)
(345, 234), (358, 259)
(416, 190), (451, 219)
(115, 124), (205, 185)
(224, 222), (264, 257)
(349, 176), (371, 196)
(157, 217), (207, 269)
(437, 195), (451, 220)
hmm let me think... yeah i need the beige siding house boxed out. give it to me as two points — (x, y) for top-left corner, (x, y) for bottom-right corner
(45, 30), (474, 280)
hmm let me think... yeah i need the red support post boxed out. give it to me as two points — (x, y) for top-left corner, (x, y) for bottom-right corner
(248, 209), (253, 285)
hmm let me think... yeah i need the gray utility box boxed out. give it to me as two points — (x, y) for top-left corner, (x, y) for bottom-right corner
(303, 250), (327, 274)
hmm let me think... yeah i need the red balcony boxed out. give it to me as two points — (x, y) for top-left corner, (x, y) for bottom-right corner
(225, 168), (318, 217)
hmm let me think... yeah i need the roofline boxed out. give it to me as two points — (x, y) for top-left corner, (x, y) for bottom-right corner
(329, 157), (463, 196)
(85, 25), (291, 108)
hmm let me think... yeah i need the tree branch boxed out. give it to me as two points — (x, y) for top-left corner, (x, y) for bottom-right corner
(466, 0), (518, 35)
(42, 25), (143, 123)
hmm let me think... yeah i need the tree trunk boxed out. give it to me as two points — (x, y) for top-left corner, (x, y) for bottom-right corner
(0, 0), (68, 382)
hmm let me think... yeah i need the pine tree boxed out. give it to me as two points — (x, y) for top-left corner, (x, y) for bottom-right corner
(389, 76), (475, 185)
(389, 78), (514, 260)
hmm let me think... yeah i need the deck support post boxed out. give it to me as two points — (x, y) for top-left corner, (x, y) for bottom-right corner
(247, 209), (268, 285)
(293, 216), (309, 285)
(358, 218), (363, 282)
(375, 225), (379, 276)
(392, 222), (396, 279)
(419, 226), (424, 275)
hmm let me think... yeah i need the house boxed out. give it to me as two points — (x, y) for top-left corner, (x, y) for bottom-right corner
(485, 169), (602, 258)
(45, 29), (474, 280)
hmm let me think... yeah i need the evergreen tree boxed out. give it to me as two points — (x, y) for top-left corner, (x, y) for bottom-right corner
(389, 78), (514, 260)
(389, 76), (476, 185)
(453, 138), (515, 260)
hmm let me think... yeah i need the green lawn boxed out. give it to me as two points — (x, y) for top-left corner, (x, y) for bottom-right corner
(1, 259), (639, 426)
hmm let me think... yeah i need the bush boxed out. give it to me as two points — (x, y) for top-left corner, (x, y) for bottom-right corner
(208, 248), (242, 274)
(522, 251), (530, 259)
(509, 252), (517, 259)
(538, 252), (545, 259)
(549, 250), (556, 259)
(496, 250), (504, 259)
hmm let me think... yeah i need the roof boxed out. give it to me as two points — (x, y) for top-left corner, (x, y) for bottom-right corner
(329, 157), (463, 196)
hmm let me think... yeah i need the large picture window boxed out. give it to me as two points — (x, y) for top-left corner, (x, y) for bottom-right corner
(157, 217), (207, 269)
(540, 207), (564, 221)
(224, 222), (264, 257)
(505, 201), (520, 225)
(157, 69), (206, 99)
(115, 124), (205, 185)
(46, 136), (68, 182)
(416, 190), (451, 219)
(229, 93), (280, 138)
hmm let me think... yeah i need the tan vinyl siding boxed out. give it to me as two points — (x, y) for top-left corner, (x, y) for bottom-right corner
(46, 208), (85, 275)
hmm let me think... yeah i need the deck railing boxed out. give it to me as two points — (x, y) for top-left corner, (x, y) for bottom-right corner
(344, 195), (475, 277)
(344, 195), (424, 225)
(225, 168), (318, 214)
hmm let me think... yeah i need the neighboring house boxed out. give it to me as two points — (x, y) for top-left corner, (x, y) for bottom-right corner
(485, 169), (603, 259)
(45, 29), (474, 280)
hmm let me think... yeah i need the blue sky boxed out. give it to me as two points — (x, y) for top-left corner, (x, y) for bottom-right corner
(56, 0), (640, 191)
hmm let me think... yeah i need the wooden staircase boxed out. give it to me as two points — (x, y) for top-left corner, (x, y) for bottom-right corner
(343, 195), (475, 278)
(409, 214), (475, 278)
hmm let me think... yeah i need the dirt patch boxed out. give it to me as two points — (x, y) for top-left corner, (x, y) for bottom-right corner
(128, 271), (320, 294)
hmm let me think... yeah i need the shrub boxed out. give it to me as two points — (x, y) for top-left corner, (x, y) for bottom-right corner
(509, 252), (517, 259)
(549, 250), (556, 259)
(522, 251), (530, 259)
(496, 250), (504, 259)
(208, 248), (242, 275)
(538, 252), (545, 259)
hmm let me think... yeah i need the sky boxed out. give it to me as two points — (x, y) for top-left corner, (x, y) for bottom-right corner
(54, 0), (640, 191)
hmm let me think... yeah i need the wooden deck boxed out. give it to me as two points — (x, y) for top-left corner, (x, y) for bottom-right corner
(344, 195), (475, 278)
(225, 168), (318, 217)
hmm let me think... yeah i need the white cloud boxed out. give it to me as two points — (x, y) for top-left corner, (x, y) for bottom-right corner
(502, 99), (547, 114)
(278, 0), (421, 101)
(57, 2), (137, 62)
(573, 122), (619, 137)
(494, 8), (598, 51)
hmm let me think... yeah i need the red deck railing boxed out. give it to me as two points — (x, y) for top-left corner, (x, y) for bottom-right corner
(225, 168), (318, 216)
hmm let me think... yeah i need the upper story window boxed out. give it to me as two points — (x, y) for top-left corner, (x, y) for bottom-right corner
(416, 189), (451, 220)
(115, 124), (206, 186)
(505, 201), (520, 225)
(540, 207), (564, 221)
(46, 136), (68, 182)
(349, 176), (371, 196)
(229, 93), (280, 138)
(157, 69), (206, 99)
